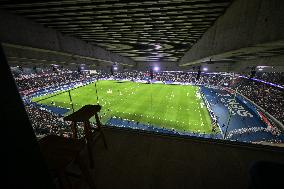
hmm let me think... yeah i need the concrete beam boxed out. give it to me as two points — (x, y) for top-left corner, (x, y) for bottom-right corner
(0, 10), (135, 66)
(179, 53), (284, 73)
(179, 0), (284, 66)
(229, 55), (284, 72)
(3, 43), (134, 69)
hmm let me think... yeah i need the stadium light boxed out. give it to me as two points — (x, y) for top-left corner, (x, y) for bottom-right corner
(153, 66), (160, 72)
(202, 67), (208, 71)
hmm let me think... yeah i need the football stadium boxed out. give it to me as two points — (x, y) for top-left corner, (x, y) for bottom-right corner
(32, 80), (214, 134)
(1, 0), (284, 188)
(25, 71), (284, 143)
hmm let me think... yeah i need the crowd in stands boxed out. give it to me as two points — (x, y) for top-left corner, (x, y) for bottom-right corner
(233, 78), (284, 124)
(14, 69), (92, 96)
(197, 73), (233, 87)
(25, 104), (72, 138)
(13, 68), (95, 137)
(226, 126), (281, 139)
(12, 67), (283, 140)
(110, 71), (145, 80)
(108, 71), (234, 87)
(244, 72), (284, 86)
(154, 71), (197, 83)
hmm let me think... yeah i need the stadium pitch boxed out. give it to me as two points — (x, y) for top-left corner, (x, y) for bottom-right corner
(32, 80), (214, 133)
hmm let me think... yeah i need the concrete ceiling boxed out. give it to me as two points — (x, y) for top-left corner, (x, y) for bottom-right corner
(179, 0), (284, 69)
(0, 0), (232, 63)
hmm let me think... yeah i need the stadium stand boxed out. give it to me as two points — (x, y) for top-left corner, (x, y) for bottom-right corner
(12, 69), (284, 145)
(25, 104), (72, 138)
(247, 72), (284, 86)
(232, 78), (284, 124)
(14, 70), (92, 96)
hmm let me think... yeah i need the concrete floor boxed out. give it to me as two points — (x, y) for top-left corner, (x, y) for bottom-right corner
(72, 127), (284, 189)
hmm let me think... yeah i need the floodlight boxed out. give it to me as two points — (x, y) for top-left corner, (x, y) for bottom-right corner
(153, 66), (160, 72)
(203, 67), (208, 71)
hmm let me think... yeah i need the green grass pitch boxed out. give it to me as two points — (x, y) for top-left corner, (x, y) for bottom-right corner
(32, 80), (213, 133)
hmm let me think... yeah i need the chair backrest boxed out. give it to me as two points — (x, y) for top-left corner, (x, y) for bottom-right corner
(63, 104), (103, 169)
(64, 104), (102, 139)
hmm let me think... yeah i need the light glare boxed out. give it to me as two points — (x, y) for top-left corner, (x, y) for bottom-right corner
(153, 66), (160, 71)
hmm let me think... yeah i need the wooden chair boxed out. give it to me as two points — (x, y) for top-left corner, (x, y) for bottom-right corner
(39, 104), (106, 189)
(63, 104), (107, 168)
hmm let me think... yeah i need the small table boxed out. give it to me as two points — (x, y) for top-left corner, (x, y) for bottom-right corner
(64, 104), (106, 168)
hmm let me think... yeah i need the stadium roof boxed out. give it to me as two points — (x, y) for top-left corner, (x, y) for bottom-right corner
(0, 0), (232, 63)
